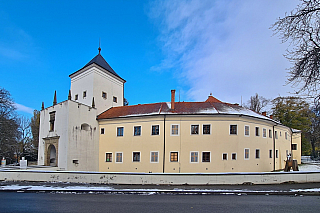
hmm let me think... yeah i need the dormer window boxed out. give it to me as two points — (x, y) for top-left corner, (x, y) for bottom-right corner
(83, 91), (87, 98)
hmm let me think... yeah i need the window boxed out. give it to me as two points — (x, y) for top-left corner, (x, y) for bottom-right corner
(133, 152), (140, 162)
(232, 153), (237, 160)
(255, 127), (260, 136)
(203, 125), (210, 134)
(170, 152), (178, 162)
(113, 96), (117, 103)
(275, 131), (278, 139)
(245, 149), (249, 159)
(269, 150), (272, 158)
(151, 152), (158, 163)
(190, 152), (198, 162)
(105, 153), (112, 162)
(117, 127), (124, 136)
(171, 125), (179, 135)
(263, 128), (266, 138)
(191, 125), (199, 135)
(102, 92), (107, 99)
(116, 153), (122, 163)
(280, 131), (282, 137)
(230, 125), (237, 135)
(202, 152), (210, 162)
(245, 126), (250, 136)
(49, 111), (56, 131)
(269, 129), (272, 138)
(101, 128), (105, 134)
(285, 132), (288, 140)
(222, 153), (227, 160)
(292, 144), (297, 150)
(276, 150), (279, 158)
(134, 126), (141, 136)
(152, 125), (159, 135)
(83, 91), (87, 98)
(75, 94), (78, 100)
(255, 149), (260, 159)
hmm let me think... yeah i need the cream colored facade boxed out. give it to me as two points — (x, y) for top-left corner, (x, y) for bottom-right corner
(99, 113), (300, 173)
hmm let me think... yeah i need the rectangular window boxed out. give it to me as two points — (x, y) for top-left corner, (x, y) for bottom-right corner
(232, 153), (237, 160)
(222, 153), (227, 160)
(245, 149), (249, 159)
(190, 152), (198, 162)
(170, 152), (178, 162)
(285, 132), (288, 140)
(83, 91), (87, 98)
(113, 96), (117, 103)
(292, 144), (297, 150)
(245, 126), (250, 136)
(230, 125), (237, 135)
(101, 128), (105, 134)
(269, 150), (272, 158)
(151, 152), (158, 163)
(191, 125), (199, 135)
(255, 149), (260, 159)
(105, 153), (112, 162)
(152, 125), (159, 135)
(102, 92), (107, 99)
(49, 111), (56, 131)
(116, 153), (122, 163)
(117, 127), (123, 136)
(255, 127), (260, 136)
(269, 129), (272, 138)
(133, 152), (140, 162)
(202, 152), (210, 162)
(171, 125), (179, 135)
(263, 128), (266, 138)
(276, 150), (279, 158)
(275, 131), (278, 139)
(203, 125), (210, 134)
(134, 126), (141, 136)
(75, 94), (78, 100)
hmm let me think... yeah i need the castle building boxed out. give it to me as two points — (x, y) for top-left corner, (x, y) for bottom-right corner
(38, 49), (301, 173)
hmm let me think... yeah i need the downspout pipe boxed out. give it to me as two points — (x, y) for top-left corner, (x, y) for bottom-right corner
(162, 115), (166, 173)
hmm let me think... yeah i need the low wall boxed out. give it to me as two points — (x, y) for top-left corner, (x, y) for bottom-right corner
(1, 170), (320, 185)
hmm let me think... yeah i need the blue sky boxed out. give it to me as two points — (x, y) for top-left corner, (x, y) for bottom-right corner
(0, 0), (299, 117)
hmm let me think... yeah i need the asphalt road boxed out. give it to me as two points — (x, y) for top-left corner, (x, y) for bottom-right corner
(0, 192), (319, 213)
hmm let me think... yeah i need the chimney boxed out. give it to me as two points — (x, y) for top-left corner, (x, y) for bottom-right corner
(171, 90), (175, 110)
(270, 115), (273, 119)
(262, 111), (266, 116)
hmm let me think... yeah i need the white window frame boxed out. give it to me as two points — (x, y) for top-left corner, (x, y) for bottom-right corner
(202, 151), (211, 163)
(269, 129), (272, 138)
(133, 126), (141, 136)
(190, 151), (199, 163)
(232, 153), (237, 160)
(244, 148), (250, 160)
(276, 150), (279, 158)
(229, 124), (238, 135)
(100, 128), (105, 135)
(150, 151), (159, 163)
(255, 126), (260, 137)
(102, 91), (107, 99)
(202, 124), (211, 135)
(170, 151), (179, 162)
(269, 150), (272, 158)
(190, 124), (200, 135)
(132, 151), (141, 162)
(255, 149), (260, 159)
(105, 152), (112, 162)
(244, 125), (250, 136)
(222, 153), (228, 161)
(151, 125), (160, 136)
(263, 128), (267, 138)
(171, 124), (180, 136)
(115, 152), (123, 163)
(117, 126), (124, 137)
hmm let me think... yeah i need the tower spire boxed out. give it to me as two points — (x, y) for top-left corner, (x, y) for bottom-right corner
(53, 90), (57, 106)
(98, 38), (101, 54)
(68, 90), (71, 100)
(41, 102), (44, 110)
(92, 97), (95, 108)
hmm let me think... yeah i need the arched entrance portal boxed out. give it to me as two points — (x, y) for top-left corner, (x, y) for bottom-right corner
(48, 145), (57, 166)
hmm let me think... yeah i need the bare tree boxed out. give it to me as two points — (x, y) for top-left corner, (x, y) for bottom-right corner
(245, 93), (269, 113)
(272, 0), (320, 100)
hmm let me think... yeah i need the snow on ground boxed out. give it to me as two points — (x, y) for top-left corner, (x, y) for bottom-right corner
(298, 163), (320, 171)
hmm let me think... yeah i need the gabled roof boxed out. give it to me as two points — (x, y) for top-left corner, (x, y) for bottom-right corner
(97, 96), (275, 122)
(69, 53), (124, 81)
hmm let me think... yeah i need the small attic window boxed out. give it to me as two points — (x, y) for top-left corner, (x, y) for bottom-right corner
(75, 94), (78, 100)
(81, 123), (90, 131)
(113, 96), (117, 103)
(102, 92), (107, 99)
(83, 91), (87, 98)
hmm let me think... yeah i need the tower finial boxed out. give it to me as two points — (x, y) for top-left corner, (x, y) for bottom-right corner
(53, 90), (57, 106)
(41, 102), (44, 110)
(98, 38), (101, 54)
(68, 90), (71, 100)
(92, 97), (95, 108)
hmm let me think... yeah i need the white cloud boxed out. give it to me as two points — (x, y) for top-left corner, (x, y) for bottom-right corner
(149, 0), (300, 104)
(14, 103), (34, 115)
